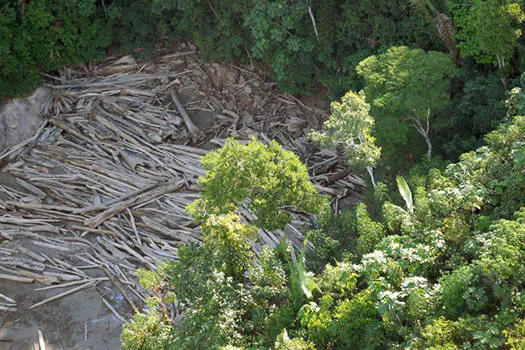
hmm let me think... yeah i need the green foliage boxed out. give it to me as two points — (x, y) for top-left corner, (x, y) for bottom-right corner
(109, 0), (178, 55)
(289, 246), (320, 307)
(305, 209), (360, 270)
(504, 318), (525, 349)
(440, 265), (483, 318)
(249, 245), (289, 304)
(274, 329), (315, 350)
(108, 2), (525, 347)
(357, 46), (456, 158)
(123, 110), (525, 349)
(396, 176), (414, 213)
(304, 228), (342, 272)
(0, 0), (113, 97)
(244, 0), (316, 93)
(121, 309), (174, 350)
(420, 317), (458, 349)
(121, 265), (176, 349)
(200, 213), (257, 280)
(446, 115), (525, 217)
(155, 0), (248, 62)
(333, 290), (385, 348)
(309, 90), (381, 172)
(449, 0), (525, 65)
(438, 71), (507, 160)
(188, 139), (328, 230)
(170, 271), (249, 348)
(355, 203), (385, 257)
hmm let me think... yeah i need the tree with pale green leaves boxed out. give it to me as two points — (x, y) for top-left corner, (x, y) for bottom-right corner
(309, 90), (381, 186)
(200, 213), (257, 280)
(357, 46), (456, 159)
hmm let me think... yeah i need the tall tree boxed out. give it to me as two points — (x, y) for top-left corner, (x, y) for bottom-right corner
(357, 46), (456, 159)
(187, 139), (328, 230)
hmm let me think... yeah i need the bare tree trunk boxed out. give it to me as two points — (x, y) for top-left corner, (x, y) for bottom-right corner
(422, 128), (432, 159)
(366, 166), (377, 188)
(410, 109), (433, 159)
(308, 1), (320, 42)
(497, 55), (508, 89)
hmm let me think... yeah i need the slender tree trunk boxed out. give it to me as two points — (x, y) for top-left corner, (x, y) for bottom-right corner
(410, 109), (433, 159)
(497, 55), (508, 89)
(367, 166), (377, 188)
(422, 130), (432, 159)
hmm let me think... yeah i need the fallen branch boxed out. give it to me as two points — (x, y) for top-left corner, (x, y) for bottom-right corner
(102, 297), (128, 323)
(0, 305), (17, 312)
(169, 88), (200, 137)
(85, 179), (185, 228)
(29, 281), (95, 310)
(0, 292), (16, 304)
(102, 266), (137, 311)
(37, 329), (46, 350)
(0, 273), (34, 283)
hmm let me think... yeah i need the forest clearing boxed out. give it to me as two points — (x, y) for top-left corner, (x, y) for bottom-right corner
(0, 48), (361, 348)
(3, 0), (525, 348)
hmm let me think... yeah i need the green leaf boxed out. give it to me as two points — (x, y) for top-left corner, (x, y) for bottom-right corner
(396, 176), (414, 213)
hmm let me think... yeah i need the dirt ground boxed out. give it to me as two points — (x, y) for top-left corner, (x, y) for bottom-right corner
(0, 278), (123, 349)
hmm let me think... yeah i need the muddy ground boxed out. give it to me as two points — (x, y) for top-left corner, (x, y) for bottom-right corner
(0, 277), (123, 349)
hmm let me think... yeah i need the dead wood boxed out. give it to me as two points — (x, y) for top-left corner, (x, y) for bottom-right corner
(0, 47), (366, 317)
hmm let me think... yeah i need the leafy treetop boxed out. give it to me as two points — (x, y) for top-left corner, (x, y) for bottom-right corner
(449, 0), (524, 65)
(187, 139), (328, 230)
(357, 46), (456, 158)
(309, 90), (381, 172)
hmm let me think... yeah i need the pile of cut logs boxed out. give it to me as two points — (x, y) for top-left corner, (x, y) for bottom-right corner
(0, 50), (365, 318)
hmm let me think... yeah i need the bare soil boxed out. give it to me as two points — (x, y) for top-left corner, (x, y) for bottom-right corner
(0, 277), (123, 349)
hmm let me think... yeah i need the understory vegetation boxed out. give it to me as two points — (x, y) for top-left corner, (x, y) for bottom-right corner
(5, 0), (525, 348)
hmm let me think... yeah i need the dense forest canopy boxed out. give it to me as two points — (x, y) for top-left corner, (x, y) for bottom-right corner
(4, 0), (525, 348)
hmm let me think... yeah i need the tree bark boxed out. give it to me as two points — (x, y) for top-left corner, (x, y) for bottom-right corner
(367, 166), (377, 188)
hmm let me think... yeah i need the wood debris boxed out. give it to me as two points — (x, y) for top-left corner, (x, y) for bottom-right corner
(0, 46), (365, 318)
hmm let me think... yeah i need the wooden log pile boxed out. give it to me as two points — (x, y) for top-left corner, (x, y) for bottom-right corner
(0, 47), (365, 317)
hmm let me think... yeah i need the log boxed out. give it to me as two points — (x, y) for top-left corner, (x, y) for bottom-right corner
(0, 293), (16, 304)
(0, 305), (17, 312)
(102, 297), (128, 323)
(0, 273), (34, 283)
(29, 281), (95, 309)
(101, 266), (137, 311)
(17, 246), (46, 263)
(37, 329), (46, 350)
(85, 179), (185, 228)
(169, 88), (200, 136)
(13, 269), (59, 285)
(43, 271), (81, 282)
